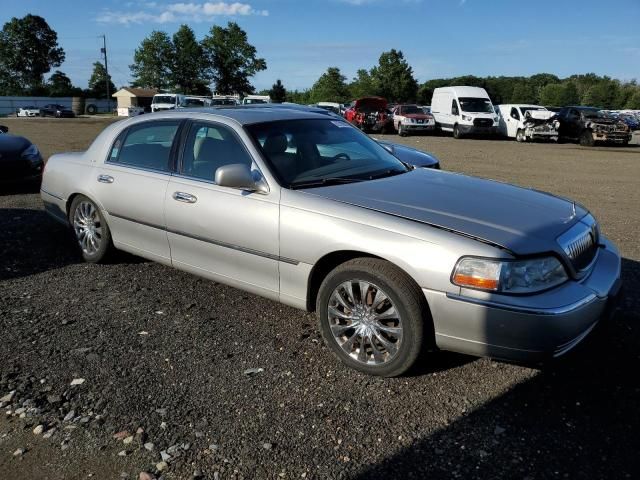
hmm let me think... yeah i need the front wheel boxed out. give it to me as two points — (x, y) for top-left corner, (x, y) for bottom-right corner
(453, 124), (463, 139)
(316, 258), (427, 377)
(69, 195), (114, 263)
(516, 129), (526, 142)
(579, 129), (595, 147)
(398, 124), (406, 137)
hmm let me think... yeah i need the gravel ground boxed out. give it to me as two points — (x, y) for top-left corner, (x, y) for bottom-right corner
(1, 117), (639, 480)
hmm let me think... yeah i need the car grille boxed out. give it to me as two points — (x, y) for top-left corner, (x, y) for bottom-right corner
(473, 118), (493, 128)
(557, 216), (599, 272)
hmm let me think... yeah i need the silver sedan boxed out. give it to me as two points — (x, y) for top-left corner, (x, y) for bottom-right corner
(40, 107), (622, 376)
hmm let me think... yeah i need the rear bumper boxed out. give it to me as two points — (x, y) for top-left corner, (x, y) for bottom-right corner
(424, 236), (622, 363)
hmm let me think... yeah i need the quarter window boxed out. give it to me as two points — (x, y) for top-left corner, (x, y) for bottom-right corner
(181, 122), (253, 182)
(109, 121), (179, 172)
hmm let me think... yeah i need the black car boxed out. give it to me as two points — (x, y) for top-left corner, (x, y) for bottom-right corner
(0, 125), (44, 184)
(40, 104), (75, 118)
(556, 106), (631, 146)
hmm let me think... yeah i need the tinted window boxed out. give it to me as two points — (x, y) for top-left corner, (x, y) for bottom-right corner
(181, 122), (253, 182)
(110, 121), (179, 172)
(451, 100), (459, 115)
(510, 107), (520, 120)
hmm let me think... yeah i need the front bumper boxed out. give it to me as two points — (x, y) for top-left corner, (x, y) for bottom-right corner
(402, 121), (435, 132)
(424, 236), (622, 363)
(458, 124), (498, 135)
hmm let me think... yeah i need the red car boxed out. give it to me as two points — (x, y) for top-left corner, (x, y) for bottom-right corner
(391, 104), (436, 136)
(344, 97), (393, 133)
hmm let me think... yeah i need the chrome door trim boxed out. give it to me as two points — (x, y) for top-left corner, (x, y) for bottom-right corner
(107, 211), (299, 265)
(172, 191), (198, 203)
(97, 174), (114, 184)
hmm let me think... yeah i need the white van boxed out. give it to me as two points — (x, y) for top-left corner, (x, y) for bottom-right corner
(151, 93), (186, 112)
(496, 104), (559, 142)
(430, 86), (498, 139)
(242, 95), (271, 105)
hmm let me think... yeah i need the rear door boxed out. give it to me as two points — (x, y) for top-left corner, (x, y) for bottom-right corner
(164, 120), (280, 298)
(93, 120), (181, 264)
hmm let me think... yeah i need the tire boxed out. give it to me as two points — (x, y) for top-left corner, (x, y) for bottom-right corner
(579, 129), (595, 147)
(316, 258), (427, 377)
(516, 129), (526, 142)
(85, 104), (97, 115)
(398, 124), (406, 137)
(68, 195), (114, 263)
(55, 112), (60, 118)
(453, 124), (463, 139)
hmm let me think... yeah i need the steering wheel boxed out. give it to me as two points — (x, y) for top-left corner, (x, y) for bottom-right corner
(332, 152), (351, 161)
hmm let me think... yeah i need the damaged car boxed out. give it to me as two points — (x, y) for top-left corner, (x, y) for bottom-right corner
(496, 105), (559, 142)
(344, 97), (393, 133)
(557, 107), (632, 147)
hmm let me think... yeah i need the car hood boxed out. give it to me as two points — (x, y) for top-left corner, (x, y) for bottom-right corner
(0, 134), (30, 159)
(404, 113), (431, 120)
(304, 169), (587, 256)
(354, 97), (387, 111)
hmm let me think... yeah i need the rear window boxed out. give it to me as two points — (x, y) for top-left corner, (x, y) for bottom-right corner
(108, 121), (180, 172)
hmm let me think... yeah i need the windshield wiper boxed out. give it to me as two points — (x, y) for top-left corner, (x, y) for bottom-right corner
(367, 169), (407, 180)
(290, 177), (365, 189)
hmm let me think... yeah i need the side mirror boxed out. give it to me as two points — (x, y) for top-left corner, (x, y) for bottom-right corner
(0, 125), (8, 133)
(215, 163), (266, 193)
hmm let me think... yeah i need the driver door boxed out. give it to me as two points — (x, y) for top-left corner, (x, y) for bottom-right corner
(164, 120), (280, 299)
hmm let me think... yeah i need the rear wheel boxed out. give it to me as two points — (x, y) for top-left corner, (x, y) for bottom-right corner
(579, 129), (595, 147)
(69, 195), (114, 263)
(316, 258), (427, 377)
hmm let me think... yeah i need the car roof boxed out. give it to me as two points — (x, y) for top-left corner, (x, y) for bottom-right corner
(146, 104), (336, 125)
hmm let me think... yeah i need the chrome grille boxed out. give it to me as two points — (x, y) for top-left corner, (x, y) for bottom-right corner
(557, 216), (599, 272)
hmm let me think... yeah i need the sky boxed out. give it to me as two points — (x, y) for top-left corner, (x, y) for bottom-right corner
(2, 0), (640, 91)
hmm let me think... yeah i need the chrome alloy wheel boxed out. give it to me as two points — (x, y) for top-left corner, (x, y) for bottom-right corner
(73, 201), (102, 255)
(327, 280), (403, 365)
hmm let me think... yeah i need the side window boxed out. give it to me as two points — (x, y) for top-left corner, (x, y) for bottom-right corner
(110, 121), (179, 172)
(451, 100), (459, 116)
(510, 107), (520, 120)
(181, 122), (253, 182)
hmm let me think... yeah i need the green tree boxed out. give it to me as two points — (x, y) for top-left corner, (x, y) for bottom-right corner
(269, 79), (287, 103)
(349, 69), (375, 99)
(510, 81), (537, 104)
(370, 49), (418, 102)
(0, 14), (65, 94)
(47, 70), (78, 96)
(625, 90), (640, 109)
(87, 62), (115, 99)
(130, 30), (173, 90)
(582, 80), (619, 108)
(539, 82), (579, 106)
(286, 89), (312, 105)
(309, 67), (350, 103)
(201, 22), (266, 95)
(171, 24), (208, 94)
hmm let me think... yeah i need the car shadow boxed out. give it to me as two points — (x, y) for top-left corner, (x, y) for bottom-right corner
(0, 207), (148, 281)
(0, 181), (41, 196)
(351, 257), (640, 479)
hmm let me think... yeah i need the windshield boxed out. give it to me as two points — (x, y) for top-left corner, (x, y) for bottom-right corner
(153, 96), (175, 104)
(402, 105), (422, 115)
(184, 98), (205, 107)
(458, 97), (494, 113)
(245, 98), (267, 104)
(246, 119), (409, 188)
(520, 107), (546, 115)
(211, 99), (237, 105)
(581, 108), (606, 119)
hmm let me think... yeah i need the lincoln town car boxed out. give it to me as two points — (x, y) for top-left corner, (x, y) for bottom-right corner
(40, 107), (621, 376)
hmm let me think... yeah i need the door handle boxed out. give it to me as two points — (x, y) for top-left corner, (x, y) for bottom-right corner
(173, 191), (197, 204)
(97, 174), (114, 184)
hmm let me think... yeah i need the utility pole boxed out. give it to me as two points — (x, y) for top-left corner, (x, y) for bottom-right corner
(100, 35), (111, 113)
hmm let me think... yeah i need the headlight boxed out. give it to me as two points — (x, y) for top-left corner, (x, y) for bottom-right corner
(452, 256), (568, 294)
(21, 143), (41, 163)
(461, 114), (472, 121)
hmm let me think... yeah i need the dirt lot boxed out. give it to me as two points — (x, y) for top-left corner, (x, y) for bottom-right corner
(1, 117), (639, 480)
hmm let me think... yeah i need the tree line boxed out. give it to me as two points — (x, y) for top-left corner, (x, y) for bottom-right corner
(1, 14), (639, 110)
